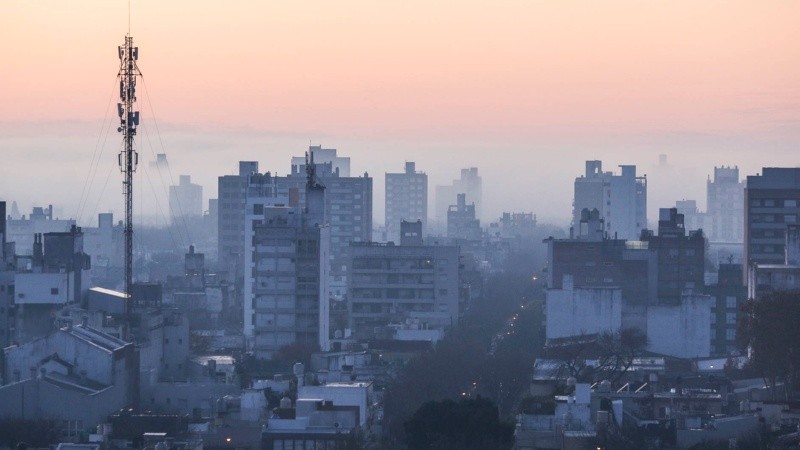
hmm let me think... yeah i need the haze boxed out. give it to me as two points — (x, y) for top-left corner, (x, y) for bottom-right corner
(2, 1), (799, 225)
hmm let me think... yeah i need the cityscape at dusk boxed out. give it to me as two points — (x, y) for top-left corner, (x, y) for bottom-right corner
(1, 1), (800, 449)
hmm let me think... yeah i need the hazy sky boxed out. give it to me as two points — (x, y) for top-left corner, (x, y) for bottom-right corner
(2, 1), (799, 226)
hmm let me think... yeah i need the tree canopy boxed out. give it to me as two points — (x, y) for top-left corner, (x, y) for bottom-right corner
(738, 290), (800, 399)
(403, 397), (514, 450)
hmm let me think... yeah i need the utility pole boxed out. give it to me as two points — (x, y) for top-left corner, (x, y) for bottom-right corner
(117, 35), (141, 334)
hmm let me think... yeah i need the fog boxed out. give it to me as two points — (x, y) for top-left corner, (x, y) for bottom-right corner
(2, 0), (799, 228)
(1, 118), (798, 228)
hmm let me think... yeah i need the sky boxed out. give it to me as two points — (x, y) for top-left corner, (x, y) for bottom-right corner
(1, 1), (799, 226)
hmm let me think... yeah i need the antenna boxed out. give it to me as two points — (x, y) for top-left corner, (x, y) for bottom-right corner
(117, 34), (142, 335)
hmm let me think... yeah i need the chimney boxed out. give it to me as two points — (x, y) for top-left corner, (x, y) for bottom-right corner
(33, 234), (43, 266)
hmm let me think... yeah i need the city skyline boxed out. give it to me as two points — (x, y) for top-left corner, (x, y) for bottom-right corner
(2, 1), (799, 224)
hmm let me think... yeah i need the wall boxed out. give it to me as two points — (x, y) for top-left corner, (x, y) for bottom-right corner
(14, 272), (70, 304)
(545, 285), (622, 340)
(646, 294), (712, 358)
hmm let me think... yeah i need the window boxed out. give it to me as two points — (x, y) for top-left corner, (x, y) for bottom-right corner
(50, 288), (59, 295)
(726, 329), (736, 340)
(786, 200), (797, 208)
(726, 312), (736, 325)
(726, 296), (737, 308)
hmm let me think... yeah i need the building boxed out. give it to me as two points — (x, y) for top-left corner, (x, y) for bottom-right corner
(744, 167), (800, 278)
(572, 160), (647, 241)
(447, 193), (481, 241)
(674, 200), (712, 236)
(243, 176), (330, 359)
(169, 175), (203, 222)
(82, 213), (123, 279)
(289, 149), (372, 299)
(219, 150), (372, 300)
(385, 162), (428, 243)
(291, 145), (350, 178)
(435, 167), (482, 227)
(263, 382), (372, 450)
(0, 323), (139, 430)
(707, 264), (747, 355)
(489, 212), (537, 240)
(12, 226), (92, 343)
(640, 208), (706, 305)
(747, 224), (800, 300)
(217, 161), (259, 274)
(346, 223), (460, 339)
(707, 166), (744, 243)
(0, 201), (15, 347)
(544, 208), (712, 359)
(5, 205), (75, 256)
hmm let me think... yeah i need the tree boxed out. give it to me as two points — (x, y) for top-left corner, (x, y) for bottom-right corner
(595, 328), (648, 384)
(544, 328), (647, 384)
(403, 397), (514, 450)
(737, 290), (800, 399)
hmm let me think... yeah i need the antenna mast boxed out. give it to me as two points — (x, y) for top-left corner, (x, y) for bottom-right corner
(117, 35), (141, 324)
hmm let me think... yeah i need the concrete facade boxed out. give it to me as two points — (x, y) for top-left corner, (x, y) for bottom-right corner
(744, 167), (800, 276)
(447, 193), (481, 241)
(244, 183), (330, 359)
(646, 294), (712, 359)
(572, 161), (647, 241)
(545, 279), (623, 340)
(5, 205), (74, 256)
(169, 175), (203, 222)
(544, 209), (712, 358)
(385, 161), (427, 243)
(707, 166), (744, 243)
(346, 241), (459, 338)
(435, 167), (482, 227)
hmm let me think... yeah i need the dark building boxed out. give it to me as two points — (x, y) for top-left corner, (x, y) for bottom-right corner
(706, 263), (747, 355)
(640, 208), (706, 305)
(744, 168), (800, 278)
(546, 209), (655, 309)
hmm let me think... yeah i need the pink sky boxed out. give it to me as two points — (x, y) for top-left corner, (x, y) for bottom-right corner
(2, 1), (799, 224)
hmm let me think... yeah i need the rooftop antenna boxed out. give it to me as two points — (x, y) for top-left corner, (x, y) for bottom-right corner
(117, 29), (142, 335)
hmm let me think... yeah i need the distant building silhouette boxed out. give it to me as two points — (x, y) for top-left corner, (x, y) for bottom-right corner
(572, 160), (647, 241)
(385, 162), (427, 243)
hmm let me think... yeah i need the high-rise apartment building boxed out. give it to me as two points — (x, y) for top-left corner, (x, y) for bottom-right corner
(169, 175), (203, 222)
(385, 162), (427, 243)
(288, 148), (372, 299)
(435, 167), (482, 228)
(291, 145), (351, 177)
(447, 194), (481, 241)
(572, 160), (647, 241)
(347, 222), (459, 339)
(745, 168), (800, 282)
(707, 166), (744, 243)
(217, 161), (260, 275)
(243, 179), (330, 359)
(219, 148), (370, 299)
